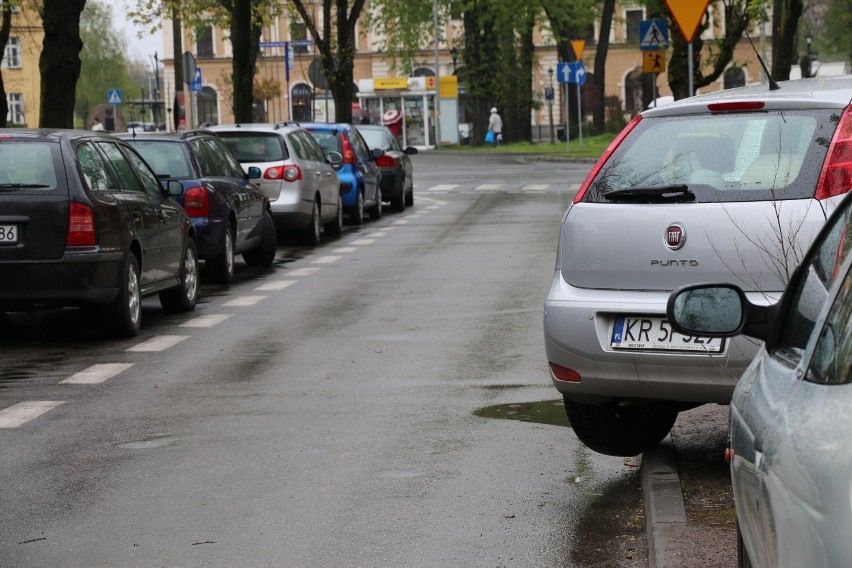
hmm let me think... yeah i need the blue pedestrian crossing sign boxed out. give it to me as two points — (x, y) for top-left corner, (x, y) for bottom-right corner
(191, 67), (203, 92)
(107, 89), (122, 105)
(557, 62), (587, 85)
(639, 19), (669, 51)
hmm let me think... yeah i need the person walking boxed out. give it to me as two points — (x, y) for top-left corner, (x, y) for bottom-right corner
(91, 117), (105, 132)
(488, 107), (503, 145)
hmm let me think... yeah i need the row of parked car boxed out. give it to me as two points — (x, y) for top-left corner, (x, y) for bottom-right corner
(543, 74), (852, 567)
(0, 121), (417, 338)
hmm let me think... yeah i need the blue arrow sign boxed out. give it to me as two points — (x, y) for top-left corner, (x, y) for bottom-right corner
(639, 19), (669, 50)
(557, 62), (587, 85)
(107, 89), (122, 105)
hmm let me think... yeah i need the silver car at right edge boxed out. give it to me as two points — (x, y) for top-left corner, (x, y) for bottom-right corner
(543, 76), (852, 456)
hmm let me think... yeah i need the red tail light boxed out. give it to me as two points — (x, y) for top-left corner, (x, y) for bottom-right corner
(572, 114), (643, 204)
(708, 101), (765, 112)
(183, 186), (209, 217)
(67, 202), (96, 246)
(815, 105), (852, 200)
(265, 165), (302, 182)
(549, 362), (581, 383)
(341, 135), (357, 164)
(376, 154), (396, 168)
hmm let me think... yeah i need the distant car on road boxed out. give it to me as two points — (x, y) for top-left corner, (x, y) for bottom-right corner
(667, 189), (852, 568)
(355, 124), (417, 211)
(0, 129), (199, 337)
(122, 129), (277, 283)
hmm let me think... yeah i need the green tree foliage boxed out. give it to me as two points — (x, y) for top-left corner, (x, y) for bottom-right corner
(76, 1), (139, 126)
(366, 0), (439, 76)
(817, 0), (851, 64)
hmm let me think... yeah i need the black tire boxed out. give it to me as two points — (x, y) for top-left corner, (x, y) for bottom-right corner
(243, 210), (277, 266)
(207, 224), (235, 283)
(348, 190), (365, 225)
(324, 196), (343, 237)
(302, 199), (321, 245)
(405, 184), (414, 208)
(391, 180), (405, 212)
(562, 397), (678, 457)
(101, 252), (142, 337)
(160, 238), (199, 312)
(369, 187), (383, 220)
(737, 522), (753, 568)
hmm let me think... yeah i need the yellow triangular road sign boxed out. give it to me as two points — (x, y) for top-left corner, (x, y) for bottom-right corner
(665, 0), (710, 43)
(571, 40), (585, 61)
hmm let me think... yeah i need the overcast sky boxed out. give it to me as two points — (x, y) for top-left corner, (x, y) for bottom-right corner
(110, 0), (165, 63)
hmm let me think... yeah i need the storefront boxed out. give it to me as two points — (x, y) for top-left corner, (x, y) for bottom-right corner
(357, 76), (459, 148)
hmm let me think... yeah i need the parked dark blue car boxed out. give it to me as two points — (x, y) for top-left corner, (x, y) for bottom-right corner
(122, 130), (277, 283)
(302, 123), (383, 224)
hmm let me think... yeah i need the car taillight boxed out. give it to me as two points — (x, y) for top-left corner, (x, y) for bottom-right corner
(341, 135), (356, 164)
(707, 101), (765, 112)
(572, 114), (643, 204)
(376, 154), (396, 168)
(815, 104), (852, 201)
(183, 186), (209, 217)
(264, 165), (302, 181)
(549, 362), (581, 383)
(67, 202), (95, 246)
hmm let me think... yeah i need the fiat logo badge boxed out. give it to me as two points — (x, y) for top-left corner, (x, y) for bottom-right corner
(665, 224), (686, 250)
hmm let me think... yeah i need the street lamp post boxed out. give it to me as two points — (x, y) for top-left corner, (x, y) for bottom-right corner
(450, 47), (458, 73)
(547, 67), (555, 144)
(149, 52), (161, 127)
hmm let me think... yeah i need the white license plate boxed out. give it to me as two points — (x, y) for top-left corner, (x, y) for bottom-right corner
(0, 224), (18, 244)
(611, 316), (724, 353)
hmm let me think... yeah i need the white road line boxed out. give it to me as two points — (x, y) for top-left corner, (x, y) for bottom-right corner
(475, 183), (503, 191)
(523, 184), (549, 191)
(288, 267), (321, 276)
(127, 335), (191, 352)
(367, 231), (388, 238)
(569, 183), (581, 191)
(254, 280), (297, 291)
(426, 184), (458, 192)
(351, 238), (375, 245)
(0, 401), (65, 428)
(390, 220), (410, 225)
(311, 255), (341, 265)
(426, 205), (441, 210)
(61, 363), (134, 385)
(331, 247), (358, 253)
(180, 314), (234, 328)
(223, 296), (267, 307)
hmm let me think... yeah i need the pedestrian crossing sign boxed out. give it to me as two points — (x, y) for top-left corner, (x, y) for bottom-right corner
(107, 89), (122, 105)
(639, 19), (669, 51)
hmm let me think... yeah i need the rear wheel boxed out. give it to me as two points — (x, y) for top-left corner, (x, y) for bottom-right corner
(102, 252), (142, 337)
(348, 190), (365, 225)
(160, 238), (199, 312)
(207, 224), (235, 283)
(405, 184), (414, 208)
(302, 199), (321, 245)
(324, 196), (343, 237)
(369, 187), (383, 220)
(562, 397), (678, 456)
(737, 522), (753, 568)
(391, 179), (405, 212)
(243, 210), (277, 265)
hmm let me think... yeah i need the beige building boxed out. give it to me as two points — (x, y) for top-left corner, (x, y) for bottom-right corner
(2, 6), (44, 127)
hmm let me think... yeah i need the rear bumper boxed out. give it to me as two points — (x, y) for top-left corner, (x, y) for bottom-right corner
(0, 249), (123, 307)
(378, 168), (401, 196)
(260, 181), (314, 231)
(336, 170), (360, 208)
(543, 271), (762, 404)
(190, 217), (227, 258)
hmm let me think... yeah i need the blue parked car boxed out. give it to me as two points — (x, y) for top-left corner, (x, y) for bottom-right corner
(121, 129), (277, 283)
(303, 123), (383, 224)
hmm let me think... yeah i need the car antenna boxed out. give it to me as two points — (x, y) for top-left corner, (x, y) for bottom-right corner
(745, 29), (780, 91)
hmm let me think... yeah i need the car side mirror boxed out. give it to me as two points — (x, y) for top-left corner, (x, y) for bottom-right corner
(666, 283), (778, 342)
(371, 148), (384, 160)
(404, 147), (419, 155)
(166, 179), (183, 197)
(247, 166), (262, 180)
(326, 151), (343, 169)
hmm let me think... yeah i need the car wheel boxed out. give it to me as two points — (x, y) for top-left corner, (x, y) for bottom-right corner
(207, 224), (235, 283)
(369, 187), (383, 220)
(405, 181), (414, 208)
(101, 252), (142, 337)
(562, 397), (678, 457)
(348, 190), (365, 225)
(243, 210), (278, 265)
(301, 198), (321, 245)
(160, 238), (199, 312)
(324, 196), (343, 237)
(391, 180), (405, 212)
(737, 522), (753, 568)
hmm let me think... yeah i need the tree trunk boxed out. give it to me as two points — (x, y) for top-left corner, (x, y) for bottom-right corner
(592, 0), (615, 134)
(0, 5), (12, 127)
(771, 0), (804, 81)
(230, 0), (261, 122)
(39, 0), (86, 128)
(462, 0), (497, 146)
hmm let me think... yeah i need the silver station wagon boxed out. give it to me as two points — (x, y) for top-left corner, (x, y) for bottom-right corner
(543, 76), (852, 456)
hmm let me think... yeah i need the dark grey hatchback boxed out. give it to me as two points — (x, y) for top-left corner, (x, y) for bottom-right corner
(0, 129), (199, 337)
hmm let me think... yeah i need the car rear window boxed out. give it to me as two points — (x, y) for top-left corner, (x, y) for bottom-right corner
(307, 130), (341, 155)
(583, 109), (839, 203)
(217, 133), (288, 163)
(128, 140), (193, 179)
(0, 141), (61, 191)
(357, 128), (384, 149)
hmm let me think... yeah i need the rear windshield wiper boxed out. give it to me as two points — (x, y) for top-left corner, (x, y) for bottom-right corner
(603, 184), (694, 202)
(0, 183), (50, 190)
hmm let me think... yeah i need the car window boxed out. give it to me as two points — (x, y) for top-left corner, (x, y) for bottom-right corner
(122, 145), (165, 198)
(307, 130), (340, 156)
(358, 128), (385, 150)
(128, 140), (193, 179)
(584, 109), (838, 203)
(387, 131), (402, 152)
(76, 142), (117, 191)
(217, 133), (288, 163)
(96, 142), (142, 192)
(297, 131), (323, 161)
(288, 132), (308, 160)
(776, 198), (852, 360)
(201, 138), (232, 177)
(348, 129), (371, 161)
(806, 261), (852, 385)
(212, 138), (246, 178)
(190, 139), (218, 177)
(0, 141), (60, 190)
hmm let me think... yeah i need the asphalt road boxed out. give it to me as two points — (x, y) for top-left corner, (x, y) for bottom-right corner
(0, 153), (648, 567)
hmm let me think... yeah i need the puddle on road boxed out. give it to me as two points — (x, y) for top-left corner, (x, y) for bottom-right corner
(474, 399), (570, 428)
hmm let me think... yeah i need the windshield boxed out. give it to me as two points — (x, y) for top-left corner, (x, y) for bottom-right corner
(584, 109), (839, 203)
(127, 140), (194, 179)
(357, 128), (384, 149)
(217, 133), (289, 163)
(0, 141), (61, 191)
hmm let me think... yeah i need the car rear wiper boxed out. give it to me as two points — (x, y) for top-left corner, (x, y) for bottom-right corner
(603, 184), (694, 203)
(0, 183), (50, 190)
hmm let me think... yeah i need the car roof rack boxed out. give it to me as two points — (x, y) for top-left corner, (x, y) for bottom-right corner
(274, 121), (301, 129)
(180, 128), (217, 139)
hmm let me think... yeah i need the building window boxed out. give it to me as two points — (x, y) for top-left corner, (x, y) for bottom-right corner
(6, 93), (23, 125)
(412, 67), (434, 77)
(197, 86), (218, 125)
(197, 26), (214, 58)
(292, 83), (313, 122)
(625, 9), (643, 45)
(290, 22), (308, 55)
(2, 37), (21, 68)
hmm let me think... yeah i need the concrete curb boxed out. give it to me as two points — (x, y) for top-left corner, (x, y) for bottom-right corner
(641, 436), (687, 568)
